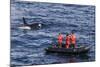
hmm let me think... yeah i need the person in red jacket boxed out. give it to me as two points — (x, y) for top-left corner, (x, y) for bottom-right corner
(70, 32), (76, 48)
(58, 33), (63, 48)
(66, 34), (70, 48)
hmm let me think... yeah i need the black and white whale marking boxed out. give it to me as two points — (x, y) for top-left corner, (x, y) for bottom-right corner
(19, 17), (44, 30)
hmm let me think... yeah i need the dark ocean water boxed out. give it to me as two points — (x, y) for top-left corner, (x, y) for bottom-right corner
(11, 0), (95, 66)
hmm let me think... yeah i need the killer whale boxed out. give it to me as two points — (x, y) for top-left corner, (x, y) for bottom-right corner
(19, 17), (44, 30)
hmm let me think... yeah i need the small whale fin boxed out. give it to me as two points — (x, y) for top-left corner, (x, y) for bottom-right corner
(22, 17), (28, 25)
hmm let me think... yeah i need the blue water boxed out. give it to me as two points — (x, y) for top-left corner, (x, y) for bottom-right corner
(11, 0), (95, 66)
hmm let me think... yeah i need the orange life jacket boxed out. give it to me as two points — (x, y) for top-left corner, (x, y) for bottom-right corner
(70, 34), (76, 44)
(66, 36), (70, 45)
(58, 34), (63, 43)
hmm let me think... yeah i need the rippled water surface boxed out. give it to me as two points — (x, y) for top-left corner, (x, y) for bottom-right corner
(11, 0), (95, 66)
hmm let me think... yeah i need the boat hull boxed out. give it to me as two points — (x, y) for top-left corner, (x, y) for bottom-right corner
(45, 45), (92, 54)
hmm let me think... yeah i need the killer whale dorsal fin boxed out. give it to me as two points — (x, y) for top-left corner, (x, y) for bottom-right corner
(22, 17), (28, 25)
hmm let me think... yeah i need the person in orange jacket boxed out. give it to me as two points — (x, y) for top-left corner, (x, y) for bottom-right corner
(70, 32), (76, 48)
(58, 33), (63, 48)
(66, 33), (70, 48)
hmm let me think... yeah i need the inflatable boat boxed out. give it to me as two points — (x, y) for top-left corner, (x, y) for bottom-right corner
(45, 45), (93, 54)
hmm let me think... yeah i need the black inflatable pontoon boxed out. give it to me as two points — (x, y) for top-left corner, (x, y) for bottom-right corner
(45, 45), (92, 54)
